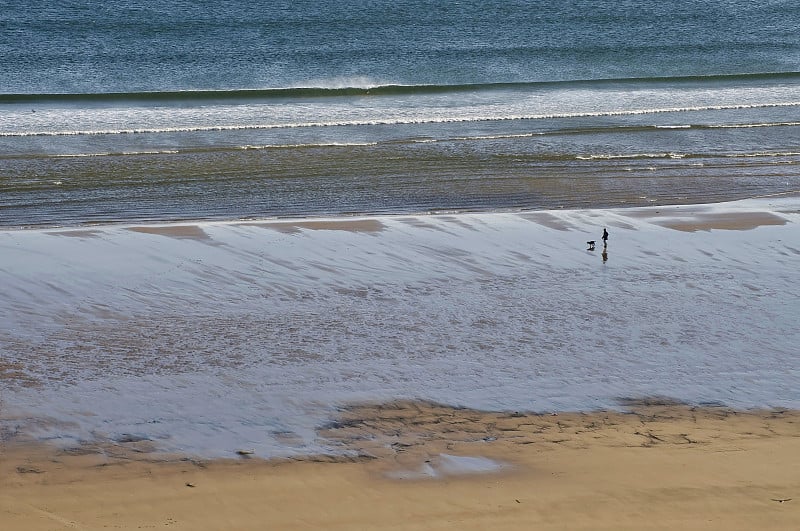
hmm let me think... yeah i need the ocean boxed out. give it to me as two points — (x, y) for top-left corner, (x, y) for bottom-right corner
(2, 1), (800, 458)
(2, 0), (800, 227)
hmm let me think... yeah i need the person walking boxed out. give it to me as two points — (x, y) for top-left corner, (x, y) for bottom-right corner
(602, 227), (609, 246)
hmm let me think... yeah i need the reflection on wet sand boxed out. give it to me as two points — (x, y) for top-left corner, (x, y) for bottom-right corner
(2, 196), (800, 460)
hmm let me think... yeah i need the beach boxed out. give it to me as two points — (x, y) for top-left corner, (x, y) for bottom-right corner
(4, 2), (800, 528)
(3, 196), (800, 455)
(2, 401), (799, 530)
(2, 195), (800, 528)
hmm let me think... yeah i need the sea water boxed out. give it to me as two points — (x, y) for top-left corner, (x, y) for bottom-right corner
(2, 0), (800, 227)
(2, 1), (800, 457)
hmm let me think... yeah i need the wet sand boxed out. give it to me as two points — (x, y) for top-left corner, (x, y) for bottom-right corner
(2, 401), (799, 530)
(623, 203), (790, 232)
(2, 195), (800, 457)
(2, 196), (800, 529)
(126, 224), (214, 240)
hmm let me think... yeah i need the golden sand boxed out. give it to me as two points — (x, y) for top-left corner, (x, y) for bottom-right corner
(2, 401), (798, 530)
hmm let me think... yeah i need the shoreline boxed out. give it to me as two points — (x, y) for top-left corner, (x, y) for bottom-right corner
(2, 194), (800, 458)
(2, 189), (799, 233)
(3, 196), (799, 527)
(2, 401), (799, 530)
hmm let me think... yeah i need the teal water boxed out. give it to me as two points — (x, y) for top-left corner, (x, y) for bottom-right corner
(2, 0), (800, 227)
(4, 0), (798, 92)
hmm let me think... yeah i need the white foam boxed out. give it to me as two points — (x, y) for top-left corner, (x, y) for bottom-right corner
(4, 83), (799, 138)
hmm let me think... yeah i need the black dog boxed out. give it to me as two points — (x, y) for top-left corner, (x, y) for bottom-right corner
(587, 240), (596, 251)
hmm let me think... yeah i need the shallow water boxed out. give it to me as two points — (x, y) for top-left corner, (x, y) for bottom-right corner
(2, 198), (799, 457)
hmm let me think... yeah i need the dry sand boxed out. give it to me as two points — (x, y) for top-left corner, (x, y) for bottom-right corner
(2, 401), (799, 530)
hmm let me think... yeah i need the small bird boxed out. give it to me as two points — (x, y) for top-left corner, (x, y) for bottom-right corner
(771, 498), (792, 503)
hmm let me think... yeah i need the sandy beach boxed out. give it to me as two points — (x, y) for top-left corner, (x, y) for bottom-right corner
(2, 401), (799, 530)
(5, 2), (800, 527)
(2, 195), (800, 528)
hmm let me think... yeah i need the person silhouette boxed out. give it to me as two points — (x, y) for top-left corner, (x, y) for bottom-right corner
(602, 227), (608, 246)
